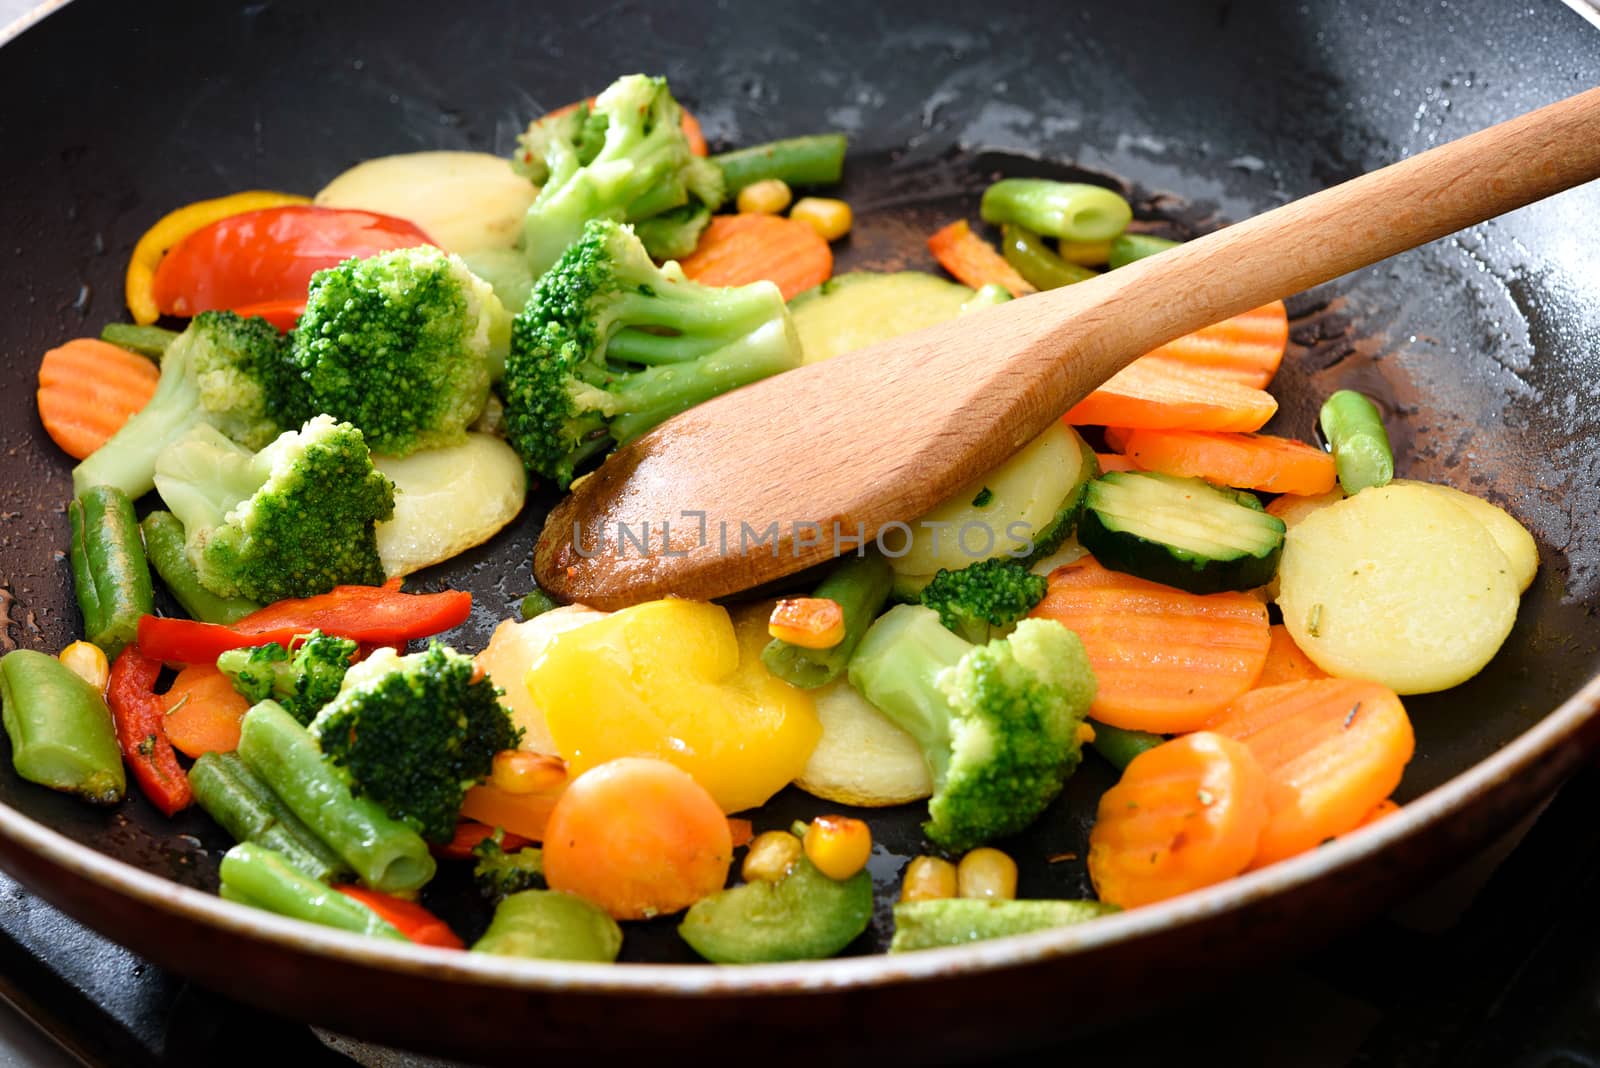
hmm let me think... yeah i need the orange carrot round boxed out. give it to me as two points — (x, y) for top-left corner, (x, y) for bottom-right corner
(160, 663), (251, 758)
(1135, 301), (1289, 389)
(1065, 358), (1279, 433)
(37, 339), (160, 459)
(1204, 678), (1414, 868)
(676, 212), (833, 300)
(1029, 558), (1271, 732)
(1255, 624), (1330, 689)
(1118, 429), (1337, 496)
(1088, 731), (1270, 908)
(542, 757), (733, 920)
(926, 219), (1036, 297)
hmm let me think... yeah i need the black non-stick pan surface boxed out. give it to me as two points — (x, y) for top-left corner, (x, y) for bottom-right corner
(1, 0), (1598, 1062)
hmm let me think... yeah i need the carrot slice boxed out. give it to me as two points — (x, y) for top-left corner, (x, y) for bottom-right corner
(1030, 558), (1271, 733)
(1205, 678), (1414, 868)
(677, 213), (833, 300)
(1132, 302), (1289, 389)
(1256, 624), (1329, 688)
(1064, 359), (1279, 433)
(160, 663), (251, 758)
(926, 220), (1036, 298)
(1117, 428), (1337, 496)
(1087, 731), (1269, 908)
(1356, 798), (1401, 828)
(36, 339), (161, 460)
(1095, 451), (1138, 473)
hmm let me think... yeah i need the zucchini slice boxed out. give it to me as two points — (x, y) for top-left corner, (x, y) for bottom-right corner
(1079, 471), (1284, 594)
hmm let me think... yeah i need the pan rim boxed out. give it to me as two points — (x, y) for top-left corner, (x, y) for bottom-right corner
(1, 668), (1597, 995)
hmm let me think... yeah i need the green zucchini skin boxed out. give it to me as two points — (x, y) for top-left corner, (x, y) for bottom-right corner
(1078, 471), (1284, 594)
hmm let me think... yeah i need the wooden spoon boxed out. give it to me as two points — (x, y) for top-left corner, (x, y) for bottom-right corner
(535, 87), (1600, 610)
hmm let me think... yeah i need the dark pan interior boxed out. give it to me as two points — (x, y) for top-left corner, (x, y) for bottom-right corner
(1, 0), (1598, 965)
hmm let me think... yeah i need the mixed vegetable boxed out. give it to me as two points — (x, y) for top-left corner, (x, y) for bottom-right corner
(4, 71), (1541, 964)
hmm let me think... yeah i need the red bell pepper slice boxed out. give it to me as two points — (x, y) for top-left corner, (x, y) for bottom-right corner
(333, 885), (463, 949)
(231, 298), (305, 332)
(136, 581), (472, 664)
(150, 205), (436, 319)
(106, 645), (193, 816)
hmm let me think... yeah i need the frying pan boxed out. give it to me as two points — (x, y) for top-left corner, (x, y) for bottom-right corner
(1, 0), (1598, 1061)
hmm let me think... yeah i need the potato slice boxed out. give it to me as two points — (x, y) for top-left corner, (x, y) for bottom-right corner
(374, 433), (526, 578)
(1392, 479), (1537, 592)
(794, 680), (932, 807)
(1277, 483), (1519, 694)
(315, 151), (537, 253)
(475, 606), (609, 754)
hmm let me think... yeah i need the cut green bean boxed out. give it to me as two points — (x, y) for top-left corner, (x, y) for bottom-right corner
(69, 486), (154, 659)
(1108, 233), (1180, 269)
(520, 585), (561, 621)
(1319, 390), (1394, 494)
(236, 701), (436, 894)
(1000, 224), (1097, 290)
(761, 551), (894, 689)
(712, 134), (848, 194)
(100, 323), (178, 360)
(980, 180), (1132, 242)
(472, 890), (622, 961)
(190, 751), (350, 883)
(1088, 719), (1164, 771)
(140, 511), (260, 625)
(960, 284), (1013, 313)
(218, 843), (408, 941)
(889, 898), (1117, 952)
(1059, 238), (1113, 267)
(0, 649), (125, 804)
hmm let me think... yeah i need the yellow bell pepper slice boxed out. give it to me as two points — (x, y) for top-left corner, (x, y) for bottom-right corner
(529, 599), (820, 814)
(124, 190), (310, 324)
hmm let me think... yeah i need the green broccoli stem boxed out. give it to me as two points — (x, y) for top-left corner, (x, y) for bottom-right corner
(606, 273), (790, 347)
(141, 511), (260, 625)
(846, 605), (975, 784)
(1087, 720), (1164, 771)
(71, 340), (203, 499)
(762, 552), (894, 689)
(190, 751), (350, 883)
(607, 318), (800, 445)
(100, 323), (179, 360)
(235, 700), (436, 894)
(712, 134), (848, 194)
(218, 843), (407, 941)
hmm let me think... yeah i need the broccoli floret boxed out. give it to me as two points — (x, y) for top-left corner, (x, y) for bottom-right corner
(216, 630), (358, 726)
(309, 643), (522, 843)
(847, 605), (1096, 851)
(499, 218), (800, 486)
(290, 246), (509, 457)
(920, 558), (1049, 644)
(473, 834), (546, 901)
(514, 74), (724, 276)
(153, 414), (395, 603)
(72, 311), (301, 499)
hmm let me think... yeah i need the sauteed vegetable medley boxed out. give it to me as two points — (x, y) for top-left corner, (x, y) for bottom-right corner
(4, 74), (1538, 961)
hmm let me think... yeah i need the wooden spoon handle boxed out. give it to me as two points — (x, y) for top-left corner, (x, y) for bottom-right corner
(1025, 84), (1600, 415)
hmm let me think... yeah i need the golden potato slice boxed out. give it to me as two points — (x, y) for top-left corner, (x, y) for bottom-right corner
(794, 680), (932, 807)
(315, 150), (537, 253)
(1392, 479), (1537, 592)
(374, 433), (527, 578)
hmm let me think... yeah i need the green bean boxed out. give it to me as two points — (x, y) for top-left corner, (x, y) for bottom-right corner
(1088, 719), (1164, 771)
(980, 179), (1132, 243)
(236, 701), (436, 894)
(712, 134), (848, 194)
(761, 551), (894, 689)
(472, 890), (622, 961)
(1108, 233), (1180, 269)
(1000, 224), (1097, 290)
(140, 511), (260, 625)
(0, 649), (125, 804)
(1319, 390), (1395, 494)
(69, 486), (154, 659)
(99, 323), (178, 360)
(218, 843), (408, 941)
(190, 751), (349, 883)
(960, 284), (1013, 313)
(520, 585), (561, 621)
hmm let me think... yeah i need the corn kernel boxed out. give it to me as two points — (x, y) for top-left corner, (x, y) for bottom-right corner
(1076, 722), (1096, 747)
(957, 847), (1018, 900)
(737, 178), (793, 216)
(803, 814), (872, 880)
(58, 641), (109, 692)
(899, 855), (959, 902)
(1059, 238), (1113, 267)
(790, 197), (852, 241)
(742, 830), (803, 883)
(490, 749), (567, 795)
